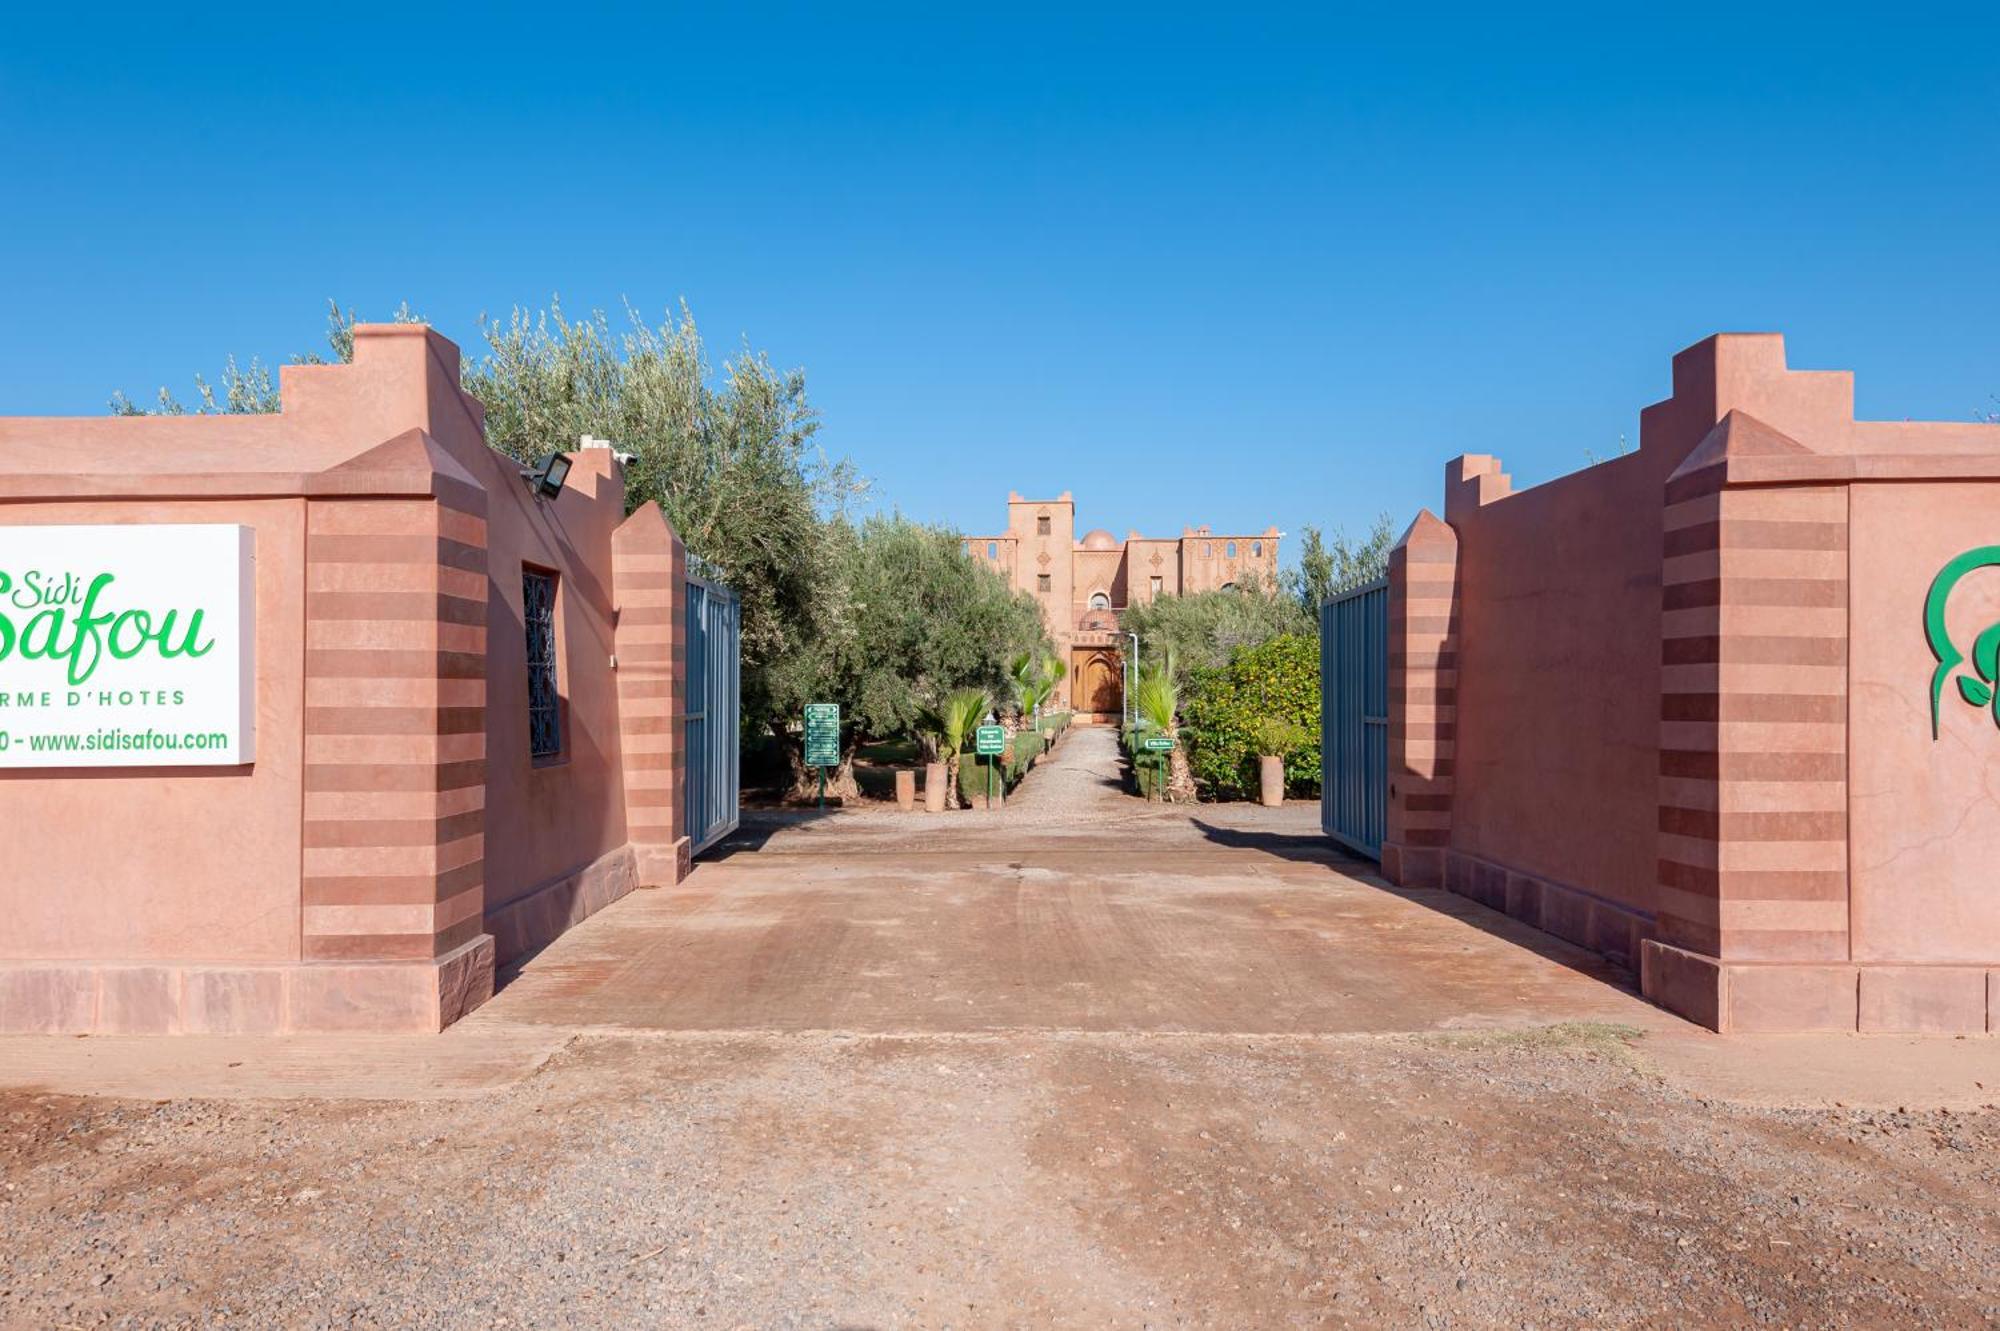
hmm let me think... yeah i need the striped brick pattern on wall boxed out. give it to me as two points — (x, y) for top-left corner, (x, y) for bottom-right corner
(611, 503), (687, 885)
(1383, 510), (1458, 887)
(301, 497), (490, 962)
(1658, 473), (1848, 962)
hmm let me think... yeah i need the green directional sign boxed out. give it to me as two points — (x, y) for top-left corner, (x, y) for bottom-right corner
(804, 702), (841, 767)
(1142, 735), (1175, 752)
(974, 724), (1005, 756)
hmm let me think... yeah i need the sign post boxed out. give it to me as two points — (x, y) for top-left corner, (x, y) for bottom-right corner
(974, 724), (1005, 810)
(803, 702), (840, 810)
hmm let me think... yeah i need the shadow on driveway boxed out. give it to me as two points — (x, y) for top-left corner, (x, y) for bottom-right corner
(1191, 817), (1643, 1000)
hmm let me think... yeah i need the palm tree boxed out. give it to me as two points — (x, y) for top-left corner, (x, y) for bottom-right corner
(1040, 649), (1067, 716)
(1007, 651), (1044, 729)
(1131, 662), (1195, 803)
(926, 687), (989, 810)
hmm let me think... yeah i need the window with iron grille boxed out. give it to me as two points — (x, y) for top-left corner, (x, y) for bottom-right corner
(523, 568), (561, 760)
(1037, 515), (1051, 536)
(1037, 573), (1051, 592)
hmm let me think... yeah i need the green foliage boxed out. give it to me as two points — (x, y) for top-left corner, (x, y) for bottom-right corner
(1131, 667), (1178, 734)
(1120, 578), (1311, 682)
(800, 517), (1045, 745)
(1180, 633), (1322, 800)
(920, 687), (993, 758)
(956, 728), (1043, 804)
(1283, 515), (1395, 612)
(1247, 716), (1308, 759)
(1007, 647), (1066, 721)
(459, 300), (861, 736)
(1121, 722), (1171, 799)
(111, 298), (860, 744)
(109, 301), (416, 416)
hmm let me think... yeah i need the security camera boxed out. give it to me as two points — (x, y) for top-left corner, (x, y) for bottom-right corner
(613, 450), (638, 467)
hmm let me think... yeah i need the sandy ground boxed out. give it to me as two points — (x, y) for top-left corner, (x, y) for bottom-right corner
(5, 727), (1998, 1329)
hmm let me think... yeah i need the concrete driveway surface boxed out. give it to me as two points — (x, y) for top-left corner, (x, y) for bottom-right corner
(5, 726), (1997, 1328)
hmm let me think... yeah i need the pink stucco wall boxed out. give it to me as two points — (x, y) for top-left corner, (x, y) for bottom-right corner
(1385, 333), (2000, 1034)
(456, 444), (637, 963)
(0, 325), (690, 1034)
(1443, 445), (1676, 922)
(1, 497), (306, 963)
(1849, 484), (2000, 964)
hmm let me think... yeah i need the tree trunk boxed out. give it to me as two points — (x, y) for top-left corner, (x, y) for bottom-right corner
(1166, 728), (1198, 804)
(787, 741), (861, 804)
(943, 751), (964, 810)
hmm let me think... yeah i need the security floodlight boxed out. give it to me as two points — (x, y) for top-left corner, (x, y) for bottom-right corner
(521, 452), (572, 499)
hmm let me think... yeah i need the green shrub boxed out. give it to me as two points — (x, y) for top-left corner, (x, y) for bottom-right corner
(1121, 720), (1172, 800)
(958, 751), (1017, 804)
(1247, 716), (1307, 759)
(1180, 633), (1321, 801)
(1012, 730), (1044, 768)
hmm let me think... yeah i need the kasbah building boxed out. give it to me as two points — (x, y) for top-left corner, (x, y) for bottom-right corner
(962, 491), (1281, 719)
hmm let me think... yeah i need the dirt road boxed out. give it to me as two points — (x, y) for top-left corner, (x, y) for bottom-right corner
(5, 729), (1997, 1328)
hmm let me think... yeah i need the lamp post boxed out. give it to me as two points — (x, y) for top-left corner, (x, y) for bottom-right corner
(1124, 630), (1139, 731)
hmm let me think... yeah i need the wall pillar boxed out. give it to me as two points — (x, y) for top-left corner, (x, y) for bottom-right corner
(611, 501), (689, 885)
(1381, 508), (1459, 888)
(1645, 412), (1853, 1031)
(296, 488), (494, 1030)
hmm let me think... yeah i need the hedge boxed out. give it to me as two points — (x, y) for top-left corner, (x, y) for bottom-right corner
(1179, 633), (1321, 801)
(956, 727), (1048, 804)
(1120, 722), (1171, 800)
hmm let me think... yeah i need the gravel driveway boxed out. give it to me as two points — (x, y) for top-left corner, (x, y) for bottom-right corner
(5, 727), (1997, 1328)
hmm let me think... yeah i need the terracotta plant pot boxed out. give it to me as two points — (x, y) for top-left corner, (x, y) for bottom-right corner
(894, 769), (917, 812)
(1259, 754), (1285, 807)
(923, 761), (948, 813)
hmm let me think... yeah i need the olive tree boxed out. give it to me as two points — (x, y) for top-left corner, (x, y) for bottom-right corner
(1119, 576), (1311, 682)
(770, 514), (1047, 799)
(111, 297), (861, 744)
(1284, 514), (1395, 613)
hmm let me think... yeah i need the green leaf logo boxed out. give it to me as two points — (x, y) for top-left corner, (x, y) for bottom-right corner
(1924, 546), (2000, 739)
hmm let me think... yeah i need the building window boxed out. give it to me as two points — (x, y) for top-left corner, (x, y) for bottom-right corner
(987, 541), (997, 559)
(1226, 541), (1237, 558)
(1220, 581), (1237, 592)
(1089, 591), (1110, 610)
(1150, 576), (1163, 596)
(1252, 540), (1262, 557)
(1203, 542), (1212, 558)
(1037, 573), (1051, 592)
(523, 568), (561, 760)
(1037, 515), (1051, 536)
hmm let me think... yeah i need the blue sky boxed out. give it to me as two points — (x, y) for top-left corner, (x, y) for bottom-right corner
(2, 5), (1995, 558)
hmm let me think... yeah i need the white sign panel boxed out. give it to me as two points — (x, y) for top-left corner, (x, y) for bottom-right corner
(0, 524), (255, 767)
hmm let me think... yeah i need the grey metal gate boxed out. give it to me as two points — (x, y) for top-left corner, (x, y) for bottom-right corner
(684, 574), (741, 856)
(1320, 578), (1388, 859)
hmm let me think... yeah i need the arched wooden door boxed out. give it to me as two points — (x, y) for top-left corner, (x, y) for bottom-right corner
(1073, 648), (1123, 718)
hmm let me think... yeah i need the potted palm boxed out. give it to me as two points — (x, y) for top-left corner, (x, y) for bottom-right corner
(1249, 717), (1307, 808)
(920, 687), (989, 811)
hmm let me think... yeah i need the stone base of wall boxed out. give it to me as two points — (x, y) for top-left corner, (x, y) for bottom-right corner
(485, 845), (643, 967)
(1641, 942), (1999, 1034)
(0, 934), (494, 1036)
(1384, 844), (1656, 973)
